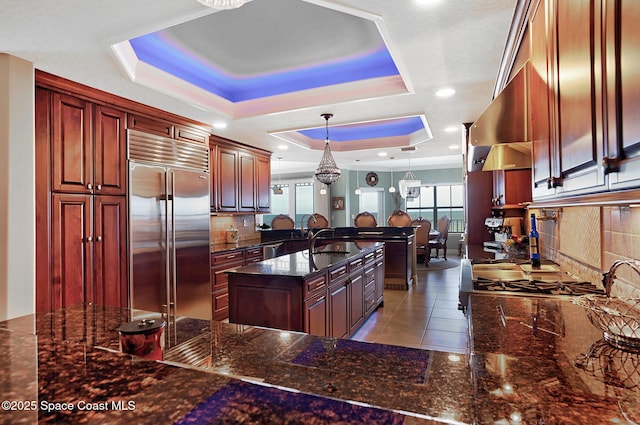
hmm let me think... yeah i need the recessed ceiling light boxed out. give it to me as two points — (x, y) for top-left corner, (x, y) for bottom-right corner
(213, 121), (227, 129)
(444, 126), (458, 133)
(277, 145), (289, 150)
(378, 152), (387, 157)
(416, 0), (441, 5)
(449, 144), (460, 150)
(435, 88), (456, 97)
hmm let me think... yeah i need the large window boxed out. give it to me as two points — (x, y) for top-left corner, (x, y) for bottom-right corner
(263, 181), (314, 228)
(406, 184), (463, 232)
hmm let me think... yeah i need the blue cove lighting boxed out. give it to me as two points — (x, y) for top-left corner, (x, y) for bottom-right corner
(299, 116), (424, 142)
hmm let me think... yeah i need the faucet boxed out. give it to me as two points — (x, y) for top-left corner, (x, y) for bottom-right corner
(308, 227), (333, 254)
(299, 214), (317, 237)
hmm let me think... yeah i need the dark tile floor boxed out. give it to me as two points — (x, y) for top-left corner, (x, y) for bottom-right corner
(351, 255), (468, 353)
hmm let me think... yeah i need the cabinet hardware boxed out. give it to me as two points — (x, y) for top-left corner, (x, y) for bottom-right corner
(602, 156), (621, 175)
(96, 184), (102, 191)
(87, 183), (92, 190)
(86, 236), (93, 242)
(96, 236), (102, 242)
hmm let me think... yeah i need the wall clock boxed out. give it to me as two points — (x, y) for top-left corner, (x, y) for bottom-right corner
(365, 172), (378, 186)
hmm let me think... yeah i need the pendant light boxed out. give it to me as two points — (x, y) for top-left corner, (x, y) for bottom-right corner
(388, 156), (396, 193)
(398, 154), (421, 199)
(315, 113), (341, 185)
(354, 160), (362, 195)
(319, 183), (327, 195)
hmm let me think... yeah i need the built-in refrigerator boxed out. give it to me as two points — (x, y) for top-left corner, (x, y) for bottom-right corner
(128, 130), (211, 327)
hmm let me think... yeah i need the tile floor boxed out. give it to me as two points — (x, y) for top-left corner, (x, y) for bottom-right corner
(351, 255), (468, 353)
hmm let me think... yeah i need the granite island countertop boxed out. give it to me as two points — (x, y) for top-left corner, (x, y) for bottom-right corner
(0, 304), (471, 425)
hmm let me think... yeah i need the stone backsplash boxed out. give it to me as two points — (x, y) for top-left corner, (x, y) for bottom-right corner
(530, 206), (640, 297)
(210, 215), (260, 245)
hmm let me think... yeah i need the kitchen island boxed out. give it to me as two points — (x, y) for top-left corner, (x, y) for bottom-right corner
(226, 241), (385, 338)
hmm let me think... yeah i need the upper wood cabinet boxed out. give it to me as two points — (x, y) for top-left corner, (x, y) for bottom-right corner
(528, 0), (640, 201)
(210, 137), (271, 213)
(529, 0), (606, 200)
(51, 93), (126, 195)
(604, 0), (640, 190)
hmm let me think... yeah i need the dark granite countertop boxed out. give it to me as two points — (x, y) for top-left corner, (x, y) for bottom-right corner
(0, 305), (469, 425)
(469, 293), (640, 424)
(226, 241), (383, 278)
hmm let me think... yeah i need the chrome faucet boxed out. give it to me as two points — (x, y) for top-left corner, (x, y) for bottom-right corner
(308, 227), (333, 254)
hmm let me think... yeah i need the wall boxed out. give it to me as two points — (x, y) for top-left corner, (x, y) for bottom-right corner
(531, 206), (640, 297)
(0, 54), (36, 321)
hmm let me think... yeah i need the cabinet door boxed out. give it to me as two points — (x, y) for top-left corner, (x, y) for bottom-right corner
(50, 194), (92, 310)
(94, 105), (126, 195)
(51, 93), (92, 194)
(255, 154), (271, 212)
(349, 272), (364, 334)
(328, 281), (349, 339)
(216, 147), (239, 212)
(605, 0), (640, 190)
(530, 0), (557, 198)
(209, 144), (217, 211)
(553, 0), (606, 194)
(127, 114), (173, 139)
(239, 152), (257, 211)
(93, 196), (127, 307)
(304, 293), (327, 337)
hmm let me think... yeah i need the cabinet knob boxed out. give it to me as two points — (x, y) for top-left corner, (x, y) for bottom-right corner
(96, 236), (102, 242)
(96, 184), (102, 191)
(87, 183), (92, 190)
(86, 236), (93, 242)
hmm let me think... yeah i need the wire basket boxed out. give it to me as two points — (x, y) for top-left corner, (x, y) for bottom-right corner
(573, 260), (640, 350)
(575, 339), (640, 389)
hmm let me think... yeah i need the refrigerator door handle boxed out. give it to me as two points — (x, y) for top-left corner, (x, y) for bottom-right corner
(170, 170), (178, 321)
(165, 170), (172, 320)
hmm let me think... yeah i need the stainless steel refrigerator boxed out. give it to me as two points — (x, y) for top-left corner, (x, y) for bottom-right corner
(128, 130), (211, 323)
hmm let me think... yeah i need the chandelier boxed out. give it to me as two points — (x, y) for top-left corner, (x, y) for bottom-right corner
(315, 113), (341, 186)
(196, 0), (252, 10)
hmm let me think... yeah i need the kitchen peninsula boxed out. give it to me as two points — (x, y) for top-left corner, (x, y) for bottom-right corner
(227, 241), (385, 338)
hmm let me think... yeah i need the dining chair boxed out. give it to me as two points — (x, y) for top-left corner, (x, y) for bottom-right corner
(270, 214), (295, 230)
(387, 210), (413, 227)
(428, 215), (451, 262)
(307, 213), (329, 229)
(354, 211), (377, 227)
(412, 218), (432, 265)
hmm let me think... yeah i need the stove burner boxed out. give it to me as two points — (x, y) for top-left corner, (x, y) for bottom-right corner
(473, 278), (605, 296)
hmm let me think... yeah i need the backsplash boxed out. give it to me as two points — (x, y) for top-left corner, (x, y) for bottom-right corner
(531, 206), (640, 297)
(210, 215), (260, 245)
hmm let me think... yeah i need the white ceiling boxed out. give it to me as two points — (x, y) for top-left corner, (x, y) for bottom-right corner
(0, 0), (516, 175)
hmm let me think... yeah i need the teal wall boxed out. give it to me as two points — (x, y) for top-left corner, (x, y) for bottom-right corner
(304, 167), (463, 227)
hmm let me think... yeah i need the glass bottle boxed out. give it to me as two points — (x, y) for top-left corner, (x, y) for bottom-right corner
(529, 213), (541, 269)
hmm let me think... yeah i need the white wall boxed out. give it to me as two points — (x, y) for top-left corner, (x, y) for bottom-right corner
(0, 54), (35, 321)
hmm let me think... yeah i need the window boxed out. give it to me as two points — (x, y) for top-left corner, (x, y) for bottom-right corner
(406, 184), (463, 232)
(263, 181), (314, 228)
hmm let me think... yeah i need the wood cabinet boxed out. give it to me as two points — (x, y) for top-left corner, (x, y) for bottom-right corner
(51, 93), (126, 196)
(210, 138), (271, 213)
(603, 0), (640, 190)
(530, 0), (606, 199)
(37, 84), (128, 312)
(528, 0), (640, 201)
(303, 274), (328, 336)
(210, 245), (264, 321)
(50, 194), (126, 311)
(348, 257), (364, 334)
(211, 249), (245, 321)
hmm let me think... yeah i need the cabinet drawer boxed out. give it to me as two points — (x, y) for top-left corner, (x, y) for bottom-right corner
(364, 279), (375, 297)
(304, 274), (327, 298)
(364, 290), (377, 313)
(364, 251), (376, 265)
(375, 248), (384, 258)
(329, 264), (348, 282)
(245, 246), (263, 260)
(212, 289), (229, 321)
(364, 265), (376, 282)
(211, 250), (245, 266)
(348, 257), (363, 271)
